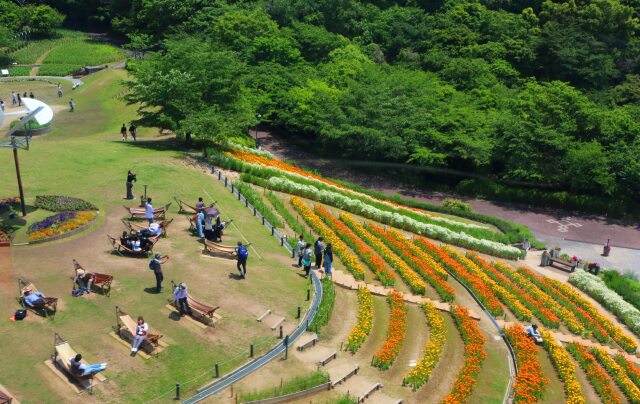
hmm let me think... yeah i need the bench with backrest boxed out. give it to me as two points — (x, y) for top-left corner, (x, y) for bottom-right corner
(549, 257), (577, 272)
(73, 259), (113, 296)
(18, 279), (58, 318)
(202, 239), (248, 259)
(52, 333), (97, 392)
(123, 203), (171, 220)
(116, 308), (163, 353)
(168, 281), (221, 326)
(107, 235), (156, 257)
(122, 218), (173, 238)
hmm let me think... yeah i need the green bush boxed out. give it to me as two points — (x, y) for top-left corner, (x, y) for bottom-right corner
(239, 371), (329, 402)
(602, 270), (640, 311)
(309, 277), (336, 333)
(38, 63), (82, 76)
(232, 181), (282, 228)
(265, 191), (313, 241)
(34, 195), (97, 212)
(9, 118), (50, 130)
(442, 198), (471, 212)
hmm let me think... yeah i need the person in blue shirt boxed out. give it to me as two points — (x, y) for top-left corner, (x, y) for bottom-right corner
(196, 210), (205, 238)
(24, 289), (46, 307)
(69, 354), (107, 376)
(525, 324), (543, 344)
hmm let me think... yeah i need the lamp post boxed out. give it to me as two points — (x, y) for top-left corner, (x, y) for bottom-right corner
(254, 114), (262, 147)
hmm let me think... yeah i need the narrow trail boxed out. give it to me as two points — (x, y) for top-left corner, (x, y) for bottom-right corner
(29, 48), (54, 76)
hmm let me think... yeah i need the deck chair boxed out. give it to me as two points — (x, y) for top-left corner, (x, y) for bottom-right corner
(202, 239), (249, 259)
(107, 235), (156, 257)
(115, 307), (163, 354)
(52, 333), (98, 394)
(123, 203), (171, 220)
(174, 197), (216, 214)
(121, 218), (173, 238)
(168, 281), (221, 327)
(0, 386), (13, 404)
(18, 278), (58, 318)
(72, 259), (113, 297)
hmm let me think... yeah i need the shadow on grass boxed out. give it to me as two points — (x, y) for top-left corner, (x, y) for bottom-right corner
(117, 136), (186, 153)
(143, 287), (160, 294)
(228, 273), (243, 281)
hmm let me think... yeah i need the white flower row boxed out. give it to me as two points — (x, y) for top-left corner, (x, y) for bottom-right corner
(227, 142), (274, 159)
(569, 269), (640, 335)
(268, 176), (521, 258)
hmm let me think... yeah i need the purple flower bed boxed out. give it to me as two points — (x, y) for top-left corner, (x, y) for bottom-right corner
(35, 195), (97, 212)
(27, 211), (77, 233)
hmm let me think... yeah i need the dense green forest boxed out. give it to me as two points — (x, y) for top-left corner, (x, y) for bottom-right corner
(6, 0), (640, 206)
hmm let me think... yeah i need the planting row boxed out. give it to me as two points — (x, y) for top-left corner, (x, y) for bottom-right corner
(404, 302), (446, 389)
(505, 325), (548, 402)
(372, 291), (407, 370)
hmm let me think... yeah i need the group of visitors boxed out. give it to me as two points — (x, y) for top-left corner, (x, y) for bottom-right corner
(120, 123), (137, 141)
(295, 236), (333, 278)
(192, 197), (225, 242)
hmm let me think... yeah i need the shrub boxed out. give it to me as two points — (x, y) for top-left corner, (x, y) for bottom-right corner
(442, 198), (471, 212)
(34, 195), (97, 211)
(309, 277), (335, 333)
(602, 270), (640, 312)
(232, 181), (282, 228)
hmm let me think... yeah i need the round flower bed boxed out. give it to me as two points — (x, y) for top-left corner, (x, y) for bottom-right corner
(27, 210), (98, 242)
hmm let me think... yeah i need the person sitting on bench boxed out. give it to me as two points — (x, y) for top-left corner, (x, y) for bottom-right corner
(131, 316), (148, 355)
(525, 324), (543, 344)
(212, 217), (224, 242)
(138, 222), (162, 238)
(120, 231), (133, 248)
(131, 236), (142, 252)
(69, 354), (107, 376)
(173, 283), (192, 316)
(75, 268), (96, 292)
(24, 289), (54, 307)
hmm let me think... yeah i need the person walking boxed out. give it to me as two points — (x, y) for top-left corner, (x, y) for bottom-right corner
(126, 170), (136, 199)
(145, 197), (154, 225)
(302, 243), (313, 278)
(235, 241), (249, 278)
(120, 124), (127, 141)
(314, 237), (324, 269)
(29, 91), (34, 99)
(11, 91), (16, 106)
(323, 243), (333, 278)
(17, 93), (21, 106)
(57, 84), (63, 98)
(130, 316), (148, 355)
(69, 98), (75, 112)
(129, 123), (137, 141)
(295, 235), (305, 267)
(173, 283), (192, 316)
(149, 252), (169, 293)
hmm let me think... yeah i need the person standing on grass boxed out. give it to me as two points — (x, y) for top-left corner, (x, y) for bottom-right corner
(173, 283), (192, 316)
(323, 243), (333, 278)
(17, 93), (21, 106)
(149, 252), (169, 293)
(0, 100), (4, 112)
(126, 170), (136, 200)
(302, 243), (313, 278)
(11, 92), (16, 105)
(129, 123), (137, 141)
(195, 209), (205, 238)
(145, 197), (154, 224)
(120, 123), (127, 141)
(131, 316), (148, 354)
(69, 98), (75, 112)
(57, 84), (63, 98)
(29, 91), (34, 99)
(235, 241), (249, 278)
(295, 235), (305, 267)
(314, 237), (324, 269)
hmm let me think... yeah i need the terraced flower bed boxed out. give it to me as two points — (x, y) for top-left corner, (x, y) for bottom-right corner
(372, 291), (407, 370)
(505, 325), (548, 402)
(540, 330), (585, 404)
(347, 287), (373, 353)
(590, 347), (640, 401)
(566, 343), (621, 403)
(404, 302), (446, 389)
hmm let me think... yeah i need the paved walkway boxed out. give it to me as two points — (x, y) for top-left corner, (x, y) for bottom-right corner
(257, 131), (640, 271)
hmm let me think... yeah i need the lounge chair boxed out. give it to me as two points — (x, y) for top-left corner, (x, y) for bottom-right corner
(121, 218), (173, 238)
(123, 203), (171, 220)
(168, 281), (221, 327)
(202, 239), (249, 259)
(72, 259), (113, 297)
(174, 197), (216, 214)
(52, 333), (99, 393)
(18, 279), (58, 318)
(0, 385), (14, 404)
(115, 307), (163, 354)
(107, 235), (156, 257)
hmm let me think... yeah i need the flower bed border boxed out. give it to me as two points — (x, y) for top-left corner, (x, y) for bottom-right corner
(22, 210), (99, 245)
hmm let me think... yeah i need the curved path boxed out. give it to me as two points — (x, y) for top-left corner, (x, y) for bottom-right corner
(0, 75), (84, 86)
(257, 130), (640, 272)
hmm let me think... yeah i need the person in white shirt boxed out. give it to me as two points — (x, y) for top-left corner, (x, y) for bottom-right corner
(145, 198), (154, 225)
(149, 222), (162, 237)
(295, 235), (305, 267)
(131, 237), (141, 251)
(131, 316), (149, 354)
(525, 324), (543, 344)
(173, 283), (191, 316)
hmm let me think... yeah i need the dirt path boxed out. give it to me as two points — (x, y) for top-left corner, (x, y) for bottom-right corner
(257, 130), (640, 251)
(30, 49), (53, 76)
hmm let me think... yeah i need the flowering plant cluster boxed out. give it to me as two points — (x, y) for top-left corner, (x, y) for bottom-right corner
(505, 325), (549, 402)
(415, 238), (503, 316)
(224, 142), (274, 159)
(442, 306), (487, 404)
(339, 213), (426, 295)
(266, 176), (522, 259)
(346, 287), (373, 353)
(590, 347), (640, 401)
(366, 222), (455, 302)
(27, 211), (97, 241)
(0, 196), (20, 212)
(569, 269), (640, 336)
(0, 228), (11, 243)
(404, 302), (446, 389)
(566, 343), (622, 403)
(614, 354), (640, 388)
(372, 291), (407, 370)
(445, 247), (532, 321)
(392, 233), (448, 280)
(34, 195), (97, 212)
(539, 330), (585, 404)
(470, 256), (560, 328)
(290, 197), (365, 280)
(314, 206), (395, 286)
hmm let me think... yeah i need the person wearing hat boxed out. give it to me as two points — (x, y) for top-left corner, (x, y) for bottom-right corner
(23, 289), (53, 307)
(149, 253), (169, 293)
(173, 283), (191, 316)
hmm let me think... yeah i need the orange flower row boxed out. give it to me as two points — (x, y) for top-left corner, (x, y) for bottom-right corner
(441, 306), (487, 404)
(339, 213), (426, 295)
(290, 197), (365, 280)
(404, 302), (446, 389)
(366, 223), (455, 302)
(566, 343), (621, 404)
(388, 231), (448, 280)
(415, 238), (503, 317)
(539, 330), (585, 404)
(314, 205), (395, 286)
(469, 254), (560, 328)
(372, 290), (407, 370)
(347, 287), (373, 353)
(505, 325), (549, 402)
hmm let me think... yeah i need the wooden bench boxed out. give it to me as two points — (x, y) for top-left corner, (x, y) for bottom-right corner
(549, 257), (577, 272)
(168, 281), (221, 327)
(296, 334), (319, 351)
(52, 333), (102, 394)
(202, 239), (248, 259)
(107, 235), (156, 257)
(18, 279), (58, 318)
(115, 307), (163, 354)
(331, 365), (359, 387)
(318, 351), (337, 367)
(123, 203), (171, 220)
(73, 259), (113, 297)
(358, 383), (383, 403)
(122, 218), (173, 238)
